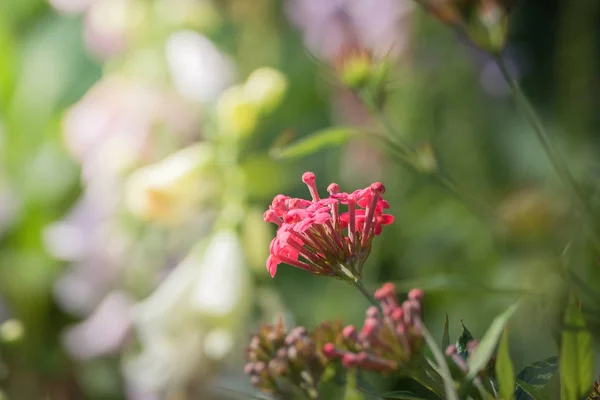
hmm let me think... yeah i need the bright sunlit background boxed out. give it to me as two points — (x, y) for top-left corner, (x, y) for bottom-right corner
(0, 0), (599, 398)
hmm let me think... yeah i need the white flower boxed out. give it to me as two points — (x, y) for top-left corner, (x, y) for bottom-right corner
(124, 230), (251, 394)
(61, 291), (134, 360)
(190, 230), (249, 322)
(165, 30), (236, 103)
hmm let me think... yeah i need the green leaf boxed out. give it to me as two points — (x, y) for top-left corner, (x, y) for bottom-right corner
(422, 326), (459, 400)
(456, 321), (474, 359)
(269, 127), (357, 160)
(560, 295), (594, 400)
(442, 314), (450, 351)
(495, 328), (515, 400)
(466, 302), (519, 381)
(514, 356), (559, 400)
(516, 380), (552, 400)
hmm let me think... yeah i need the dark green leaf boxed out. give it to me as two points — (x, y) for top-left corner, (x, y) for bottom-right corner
(442, 314), (450, 351)
(466, 303), (519, 381)
(495, 328), (515, 400)
(560, 295), (593, 400)
(269, 127), (357, 160)
(456, 321), (474, 359)
(514, 356), (558, 400)
(515, 380), (552, 400)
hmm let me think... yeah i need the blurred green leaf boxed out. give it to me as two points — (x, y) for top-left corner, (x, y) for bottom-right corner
(560, 295), (593, 400)
(270, 127), (357, 160)
(344, 370), (366, 400)
(442, 314), (450, 351)
(516, 380), (552, 400)
(467, 302), (519, 381)
(356, 376), (423, 399)
(0, 15), (16, 110)
(495, 328), (515, 400)
(423, 326), (459, 400)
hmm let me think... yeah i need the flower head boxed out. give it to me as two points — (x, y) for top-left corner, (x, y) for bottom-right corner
(245, 319), (327, 399)
(264, 172), (394, 280)
(322, 283), (425, 373)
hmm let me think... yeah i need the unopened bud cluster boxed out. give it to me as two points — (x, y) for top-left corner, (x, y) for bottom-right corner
(322, 284), (425, 373)
(416, 0), (514, 53)
(245, 320), (326, 399)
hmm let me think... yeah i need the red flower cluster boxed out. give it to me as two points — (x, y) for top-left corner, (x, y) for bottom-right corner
(322, 283), (425, 373)
(264, 172), (394, 279)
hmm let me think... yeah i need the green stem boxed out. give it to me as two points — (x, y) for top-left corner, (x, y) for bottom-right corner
(495, 55), (596, 233)
(360, 91), (415, 158)
(353, 280), (383, 316)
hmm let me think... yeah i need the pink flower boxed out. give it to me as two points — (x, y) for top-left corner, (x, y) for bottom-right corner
(264, 172), (394, 279)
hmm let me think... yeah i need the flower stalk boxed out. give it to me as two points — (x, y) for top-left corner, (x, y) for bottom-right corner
(359, 89), (495, 223)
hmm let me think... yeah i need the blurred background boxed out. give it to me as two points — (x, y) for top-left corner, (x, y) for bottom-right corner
(0, 0), (599, 398)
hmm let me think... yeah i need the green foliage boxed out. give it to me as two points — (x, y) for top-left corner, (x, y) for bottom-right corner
(466, 303), (519, 381)
(516, 380), (553, 400)
(423, 326), (459, 400)
(269, 127), (358, 160)
(560, 295), (594, 400)
(378, 391), (425, 399)
(495, 329), (515, 400)
(344, 370), (367, 400)
(514, 356), (559, 400)
(442, 314), (450, 351)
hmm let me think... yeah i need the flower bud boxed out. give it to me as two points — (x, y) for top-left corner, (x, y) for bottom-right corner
(216, 85), (259, 138)
(0, 319), (24, 344)
(413, 143), (438, 173)
(417, 0), (512, 53)
(124, 143), (218, 225)
(334, 48), (391, 95)
(243, 67), (288, 115)
(336, 49), (373, 90)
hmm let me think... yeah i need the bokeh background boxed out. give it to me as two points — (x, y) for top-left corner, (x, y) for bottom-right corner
(0, 0), (599, 398)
